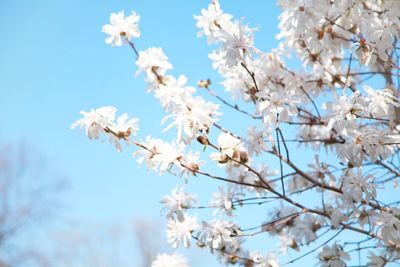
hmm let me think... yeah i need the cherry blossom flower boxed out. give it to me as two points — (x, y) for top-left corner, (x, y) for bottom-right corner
(367, 252), (388, 267)
(215, 237), (244, 264)
(71, 106), (116, 134)
(219, 19), (255, 66)
(361, 128), (399, 161)
(161, 187), (197, 221)
(307, 155), (336, 187)
(155, 75), (195, 111)
(136, 47), (173, 83)
(318, 244), (350, 267)
(162, 95), (220, 143)
(341, 168), (376, 205)
(291, 214), (321, 244)
(329, 208), (348, 229)
(256, 91), (299, 126)
(376, 209), (400, 246)
(250, 252), (280, 267)
(194, 1), (233, 43)
(364, 86), (400, 119)
(323, 91), (364, 134)
(166, 215), (199, 248)
(264, 205), (298, 235)
(209, 185), (244, 216)
(198, 219), (240, 251)
(355, 41), (374, 66)
(246, 125), (270, 156)
(102, 10), (140, 46)
(151, 253), (189, 267)
(210, 132), (246, 164)
(135, 137), (185, 174)
(71, 106), (139, 151)
(179, 150), (204, 178)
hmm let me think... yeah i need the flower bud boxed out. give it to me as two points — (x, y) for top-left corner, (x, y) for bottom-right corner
(219, 155), (229, 164)
(196, 135), (209, 145)
(198, 79), (211, 88)
(239, 150), (248, 163)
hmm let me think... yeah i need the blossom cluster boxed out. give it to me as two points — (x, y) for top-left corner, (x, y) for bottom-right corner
(72, 1), (400, 266)
(71, 106), (139, 151)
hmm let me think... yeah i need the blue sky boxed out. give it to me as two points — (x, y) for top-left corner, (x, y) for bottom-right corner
(0, 0), (278, 218)
(0, 1), (374, 266)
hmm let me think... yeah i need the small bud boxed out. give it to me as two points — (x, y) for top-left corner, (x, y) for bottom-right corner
(355, 136), (362, 145)
(312, 222), (322, 232)
(349, 24), (358, 34)
(290, 240), (300, 251)
(317, 30), (324, 40)
(228, 255), (239, 264)
(299, 41), (307, 48)
(218, 155), (229, 164)
(188, 162), (199, 172)
(196, 135), (209, 145)
(317, 79), (323, 88)
(232, 150), (239, 160)
(239, 150), (248, 163)
(244, 260), (254, 267)
(347, 162), (354, 168)
(310, 53), (319, 62)
(358, 210), (369, 221)
(198, 79), (211, 88)
(196, 240), (206, 248)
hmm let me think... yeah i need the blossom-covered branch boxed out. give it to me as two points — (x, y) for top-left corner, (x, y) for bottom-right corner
(72, 1), (400, 266)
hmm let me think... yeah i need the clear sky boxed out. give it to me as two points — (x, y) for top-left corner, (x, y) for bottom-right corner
(0, 0), (362, 266)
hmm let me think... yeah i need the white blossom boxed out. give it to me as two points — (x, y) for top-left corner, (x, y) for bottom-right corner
(210, 185), (244, 216)
(219, 19), (255, 66)
(162, 95), (220, 143)
(161, 187), (197, 221)
(256, 91), (299, 126)
(210, 132), (246, 164)
(341, 168), (376, 205)
(323, 91), (364, 134)
(376, 209), (400, 246)
(151, 253), (189, 267)
(194, 0), (233, 43)
(364, 86), (400, 119)
(71, 106), (117, 139)
(135, 137), (185, 174)
(102, 10), (140, 46)
(307, 155), (336, 186)
(318, 244), (350, 267)
(367, 252), (387, 267)
(166, 215), (199, 248)
(291, 214), (320, 244)
(246, 125), (269, 156)
(71, 106), (139, 151)
(198, 219), (240, 251)
(355, 40), (374, 66)
(179, 150), (204, 178)
(329, 208), (348, 229)
(251, 252), (280, 267)
(136, 47), (173, 83)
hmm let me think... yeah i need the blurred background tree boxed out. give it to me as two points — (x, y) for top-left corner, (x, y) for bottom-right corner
(0, 142), (67, 267)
